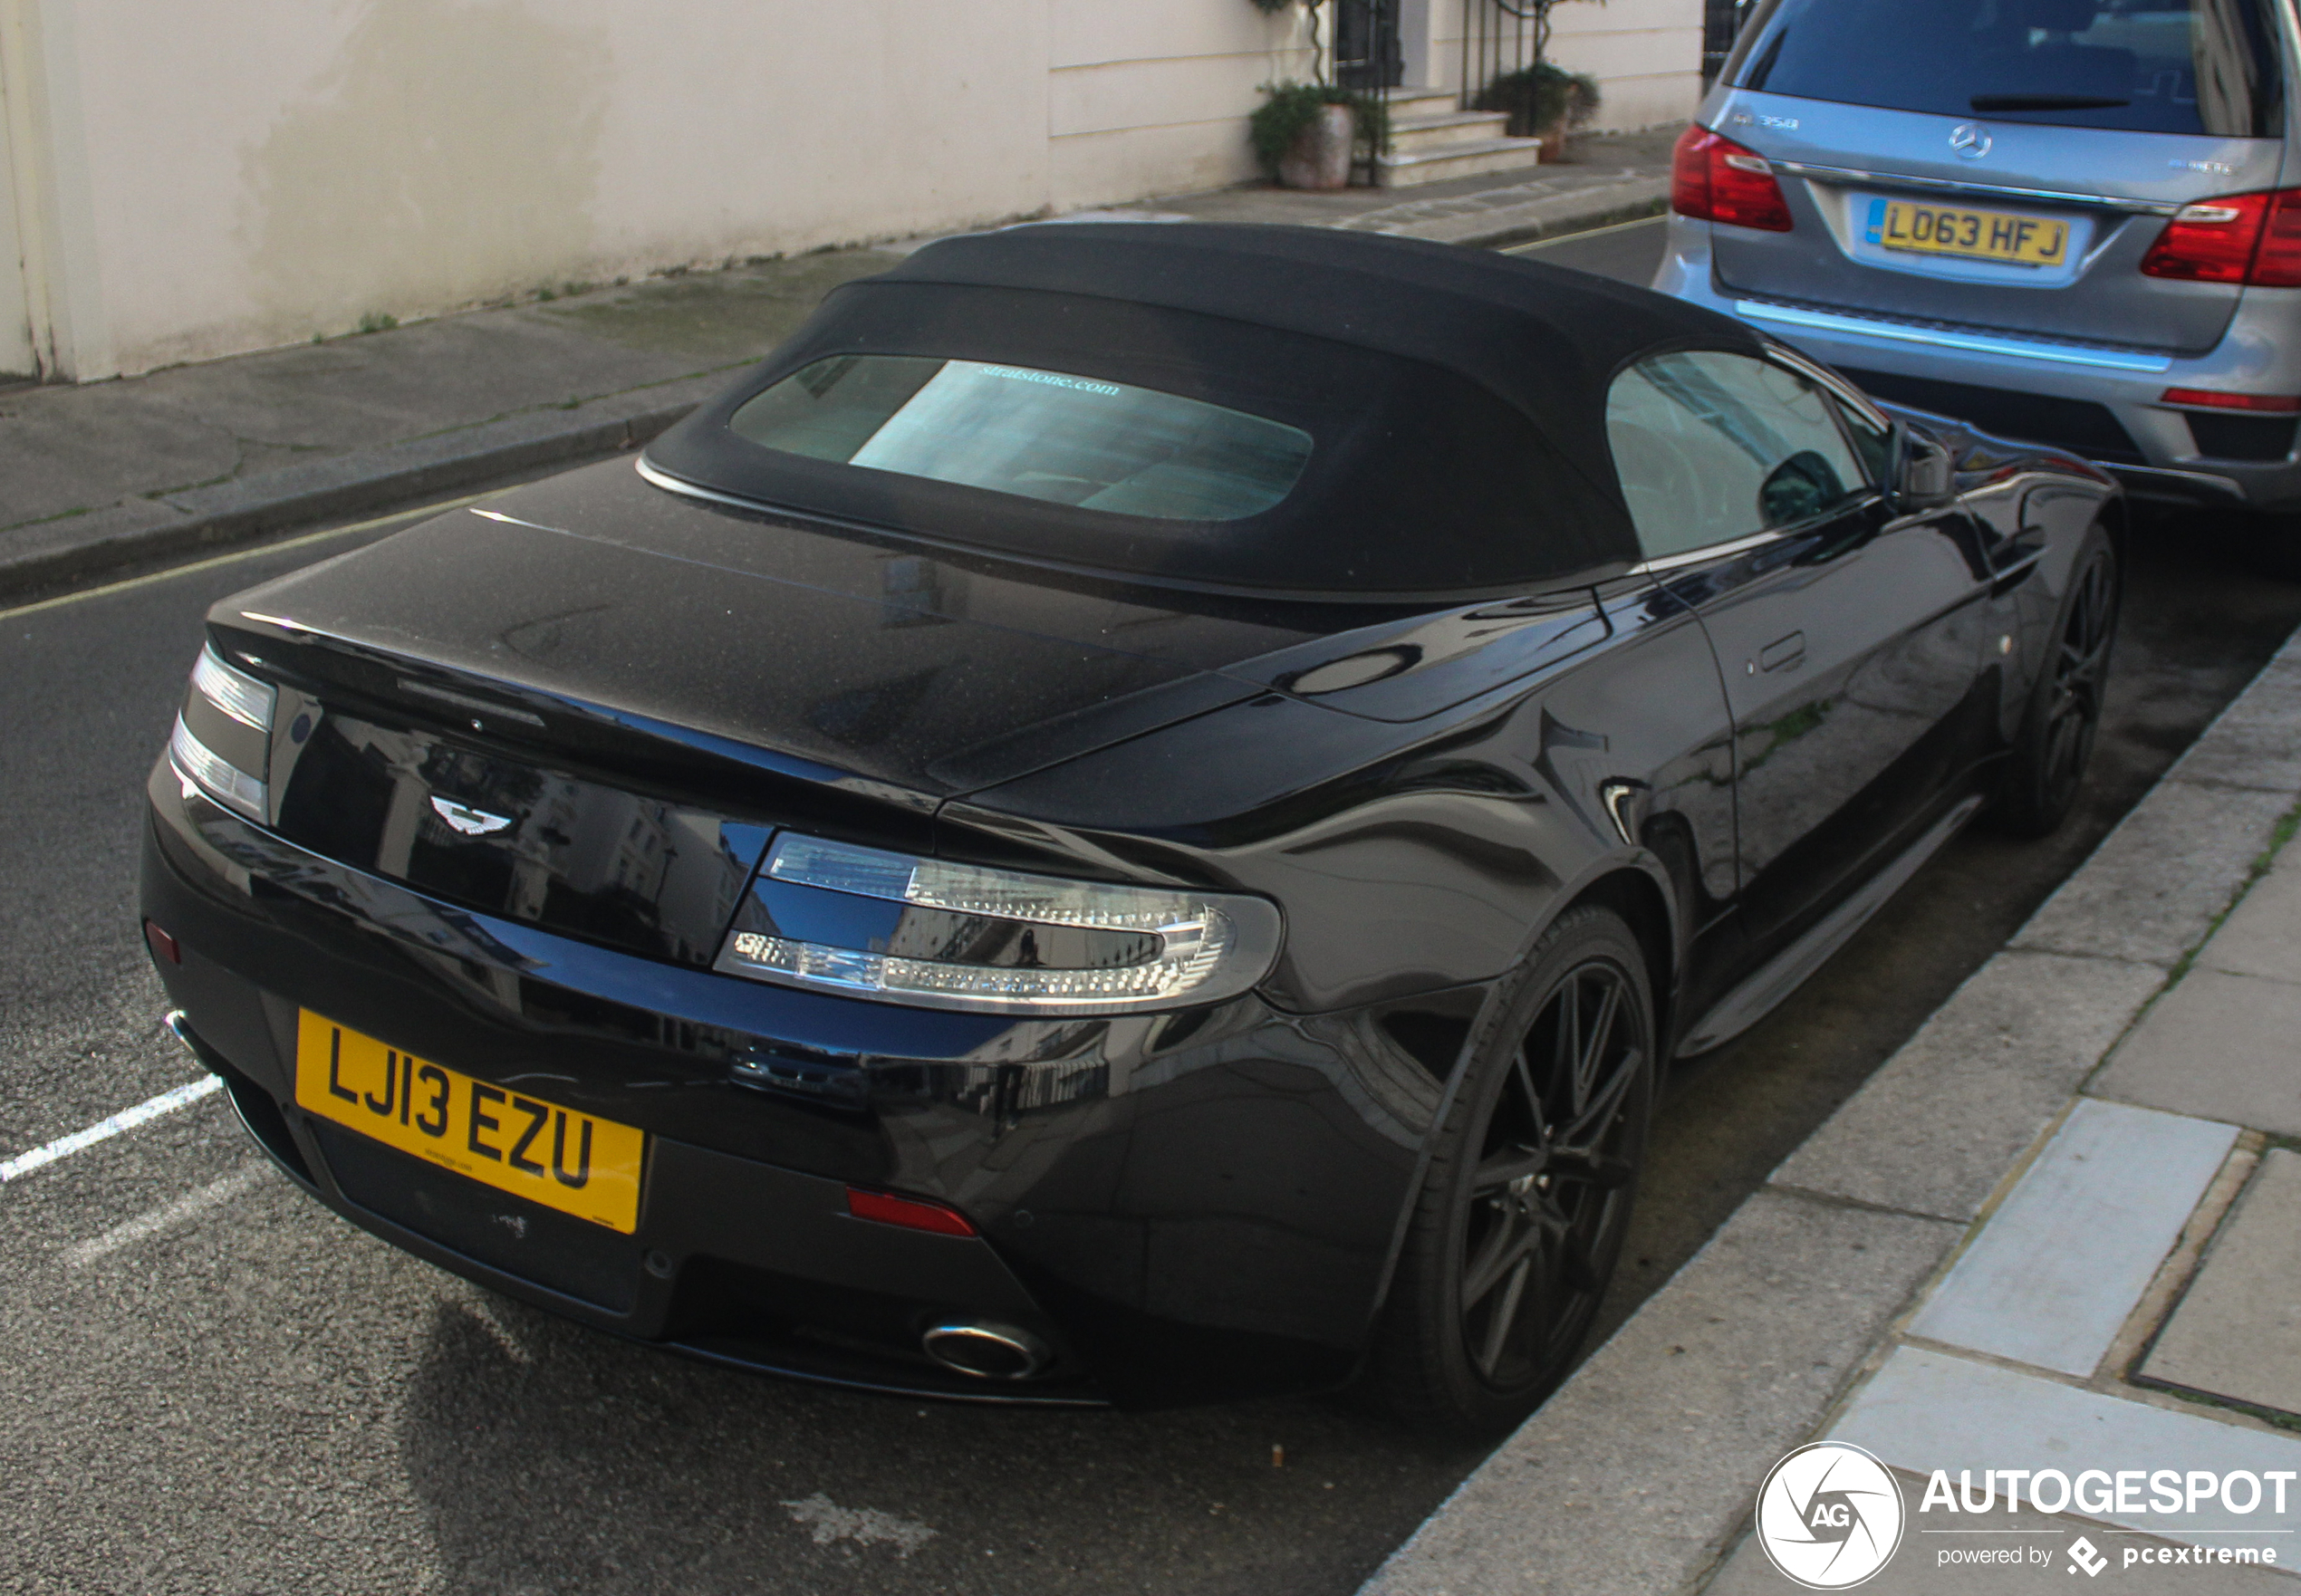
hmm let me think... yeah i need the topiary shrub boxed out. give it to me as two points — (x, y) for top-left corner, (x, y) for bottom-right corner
(1473, 62), (1602, 140)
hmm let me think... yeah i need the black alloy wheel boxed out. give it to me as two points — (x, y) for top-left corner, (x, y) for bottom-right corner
(1372, 906), (1655, 1435)
(1990, 525), (2117, 839)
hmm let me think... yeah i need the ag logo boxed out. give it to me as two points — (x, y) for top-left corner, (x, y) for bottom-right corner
(1756, 1442), (1906, 1589)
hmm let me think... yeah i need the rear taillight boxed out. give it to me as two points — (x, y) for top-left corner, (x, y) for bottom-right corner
(2161, 388), (2301, 412)
(170, 644), (275, 821)
(1671, 126), (1794, 233)
(847, 1187), (977, 1237)
(2141, 188), (2301, 286)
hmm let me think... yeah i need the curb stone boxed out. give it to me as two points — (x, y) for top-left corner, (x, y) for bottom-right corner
(1359, 626), (2301, 1596)
(0, 373), (726, 603)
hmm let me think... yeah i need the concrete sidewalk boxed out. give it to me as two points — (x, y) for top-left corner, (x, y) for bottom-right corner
(1364, 638), (2301, 1593)
(0, 129), (1674, 603)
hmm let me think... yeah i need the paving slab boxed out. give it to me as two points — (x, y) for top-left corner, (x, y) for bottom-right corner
(1359, 1190), (1959, 1596)
(1833, 1347), (2301, 1545)
(1908, 1099), (2238, 1377)
(2143, 1149), (2301, 1419)
(2011, 781), (2298, 968)
(1769, 950), (2166, 1223)
(2201, 860), (2301, 984)
(2092, 968), (2301, 1139)
(1707, 1476), (2301, 1592)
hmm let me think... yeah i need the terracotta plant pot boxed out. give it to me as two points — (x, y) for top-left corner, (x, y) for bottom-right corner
(1278, 103), (1356, 190)
(1536, 118), (1570, 162)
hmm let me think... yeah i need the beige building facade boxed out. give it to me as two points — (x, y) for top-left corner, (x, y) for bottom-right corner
(0, 0), (1699, 384)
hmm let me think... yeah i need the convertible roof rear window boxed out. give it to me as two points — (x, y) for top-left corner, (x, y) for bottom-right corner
(643, 226), (1774, 594)
(729, 356), (1313, 523)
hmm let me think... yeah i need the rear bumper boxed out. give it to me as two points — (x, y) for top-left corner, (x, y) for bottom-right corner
(1658, 216), (2301, 512)
(140, 759), (1442, 1407)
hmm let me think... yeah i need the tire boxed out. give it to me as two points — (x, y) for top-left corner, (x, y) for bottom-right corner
(1368, 905), (1656, 1437)
(1986, 524), (2117, 841)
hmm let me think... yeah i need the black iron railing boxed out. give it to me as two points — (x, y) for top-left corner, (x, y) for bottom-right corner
(1461, 0), (1540, 120)
(1334, 0), (1401, 179)
(1702, 0), (1756, 81)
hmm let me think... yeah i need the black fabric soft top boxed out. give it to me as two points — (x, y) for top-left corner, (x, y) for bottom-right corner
(644, 223), (1770, 597)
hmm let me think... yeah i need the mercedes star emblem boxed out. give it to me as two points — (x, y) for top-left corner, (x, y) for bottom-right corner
(1950, 123), (1992, 159)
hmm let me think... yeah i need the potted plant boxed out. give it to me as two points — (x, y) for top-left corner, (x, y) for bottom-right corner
(1472, 61), (1602, 159)
(1250, 82), (1384, 189)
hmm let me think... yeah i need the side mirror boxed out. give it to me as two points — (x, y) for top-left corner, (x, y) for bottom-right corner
(1899, 425), (1956, 507)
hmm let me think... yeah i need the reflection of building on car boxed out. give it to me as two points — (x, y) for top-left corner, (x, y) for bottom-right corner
(145, 225), (2120, 1435)
(1661, 0), (2301, 567)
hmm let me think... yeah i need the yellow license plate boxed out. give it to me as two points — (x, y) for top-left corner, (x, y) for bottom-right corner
(1873, 199), (2069, 266)
(294, 1010), (645, 1233)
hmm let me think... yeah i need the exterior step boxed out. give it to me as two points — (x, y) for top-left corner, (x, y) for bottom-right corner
(1379, 85), (1462, 112)
(1374, 134), (1547, 188)
(1388, 109), (1513, 154)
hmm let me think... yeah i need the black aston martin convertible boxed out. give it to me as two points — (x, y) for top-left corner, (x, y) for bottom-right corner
(140, 224), (2119, 1433)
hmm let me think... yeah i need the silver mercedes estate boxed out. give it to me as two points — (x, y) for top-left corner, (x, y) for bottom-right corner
(1658, 0), (2301, 553)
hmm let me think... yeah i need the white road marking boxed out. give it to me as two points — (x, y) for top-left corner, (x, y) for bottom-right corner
(1502, 212), (1668, 254)
(782, 1494), (938, 1558)
(0, 1074), (224, 1182)
(65, 1163), (265, 1266)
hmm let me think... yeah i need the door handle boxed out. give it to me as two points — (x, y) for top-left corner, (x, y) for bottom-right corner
(1757, 631), (1806, 673)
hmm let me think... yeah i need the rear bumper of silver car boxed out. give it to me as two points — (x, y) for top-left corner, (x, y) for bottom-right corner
(1659, 218), (2301, 514)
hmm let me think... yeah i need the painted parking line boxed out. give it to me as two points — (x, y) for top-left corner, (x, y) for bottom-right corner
(0, 1074), (223, 1182)
(64, 1163), (266, 1266)
(1500, 213), (1667, 255)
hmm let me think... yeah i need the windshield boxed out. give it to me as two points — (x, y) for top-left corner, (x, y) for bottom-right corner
(1737, 0), (2285, 137)
(728, 355), (1314, 523)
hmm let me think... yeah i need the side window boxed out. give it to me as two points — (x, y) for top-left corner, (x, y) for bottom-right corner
(1606, 351), (1871, 562)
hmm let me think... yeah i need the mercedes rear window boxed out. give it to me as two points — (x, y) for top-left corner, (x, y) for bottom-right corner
(728, 355), (1314, 523)
(1736, 0), (2285, 138)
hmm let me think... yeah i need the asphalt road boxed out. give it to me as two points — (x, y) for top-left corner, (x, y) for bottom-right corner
(5, 220), (2301, 1595)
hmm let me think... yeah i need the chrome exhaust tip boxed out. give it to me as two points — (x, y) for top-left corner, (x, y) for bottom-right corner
(920, 1321), (1051, 1381)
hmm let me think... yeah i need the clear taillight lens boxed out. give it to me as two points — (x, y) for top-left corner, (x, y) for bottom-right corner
(2142, 188), (2301, 286)
(169, 644), (274, 821)
(1671, 127), (1794, 233)
(714, 833), (1283, 1015)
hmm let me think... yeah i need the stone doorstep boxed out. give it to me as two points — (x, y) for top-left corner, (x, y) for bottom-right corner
(1374, 138), (1550, 189)
(1388, 110), (1515, 153)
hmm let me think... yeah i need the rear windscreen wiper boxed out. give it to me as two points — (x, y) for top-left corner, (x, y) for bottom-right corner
(1969, 94), (2131, 111)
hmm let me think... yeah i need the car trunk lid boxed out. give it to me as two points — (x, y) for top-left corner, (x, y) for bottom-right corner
(207, 461), (1353, 960)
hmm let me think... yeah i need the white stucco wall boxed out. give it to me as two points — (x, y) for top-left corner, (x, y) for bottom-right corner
(1546, 0), (1706, 133)
(0, 0), (1690, 381)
